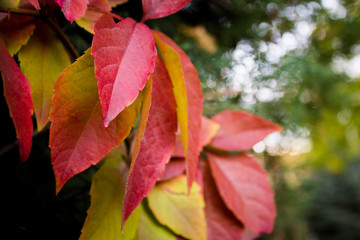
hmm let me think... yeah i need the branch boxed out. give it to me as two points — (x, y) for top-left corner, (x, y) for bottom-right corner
(0, 7), (40, 17)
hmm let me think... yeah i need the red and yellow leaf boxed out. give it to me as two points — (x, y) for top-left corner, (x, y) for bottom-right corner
(210, 110), (281, 151)
(142, 0), (191, 22)
(122, 55), (177, 225)
(0, 38), (33, 161)
(26, 0), (40, 9)
(153, 30), (203, 191)
(80, 149), (141, 240)
(207, 153), (276, 234)
(200, 159), (244, 240)
(0, 14), (36, 55)
(148, 175), (207, 240)
(18, 22), (71, 130)
(55, 0), (89, 21)
(173, 116), (220, 157)
(49, 49), (141, 193)
(92, 15), (156, 127)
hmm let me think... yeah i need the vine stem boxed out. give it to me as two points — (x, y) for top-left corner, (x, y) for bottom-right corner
(0, 7), (40, 17)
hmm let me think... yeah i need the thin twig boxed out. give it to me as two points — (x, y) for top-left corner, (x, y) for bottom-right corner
(46, 17), (80, 60)
(0, 7), (40, 17)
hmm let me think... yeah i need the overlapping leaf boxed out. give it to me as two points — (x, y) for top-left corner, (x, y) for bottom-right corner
(123, 55), (177, 225)
(210, 110), (281, 151)
(92, 14), (156, 127)
(201, 159), (244, 240)
(207, 153), (276, 234)
(55, 0), (89, 21)
(0, 14), (36, 55)
(142, 0), (191, 22)
(0, 38), (33, 161)
(49, 49), (141, 192)
(153, 30), (203, 191)
(148, 175), (207, 240)
(80, 149), (141, 240)
(160, 159), (186, 181)
(135, 203), (176, 240)
(19, 22), (71, 130)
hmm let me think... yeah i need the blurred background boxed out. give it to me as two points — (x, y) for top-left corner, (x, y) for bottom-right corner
(2, 0), (360, 239)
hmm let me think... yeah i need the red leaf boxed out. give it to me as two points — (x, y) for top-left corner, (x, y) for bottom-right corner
(207, 153), (276, 234)
(160, 158), (185, 181)
(49, 50), (141, 193)
(0, 38), (33, 161)
(210, 110), (281, 151)
(200, 159), (244, 240)
(26, 0), (40, 9)
(142, 0), (191, 22)
(92, 15), (156, 127)
(55, 0), (89, 21)
(153, 30), (203, 191)
(122, 55), (177, 225)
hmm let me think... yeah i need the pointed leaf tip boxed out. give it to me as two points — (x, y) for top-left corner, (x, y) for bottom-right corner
(142, 0), (191, 21)
(92, 15), (156, 127)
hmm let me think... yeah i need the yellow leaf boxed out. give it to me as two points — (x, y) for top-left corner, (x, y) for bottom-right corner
(19, 22), (71, 130)
(148, 175), (207, 240)
(80, 148), (141, 240)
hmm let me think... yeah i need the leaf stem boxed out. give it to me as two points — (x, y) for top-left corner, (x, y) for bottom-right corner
(0, 7), (41, 17)
(46, 17), (80, 60)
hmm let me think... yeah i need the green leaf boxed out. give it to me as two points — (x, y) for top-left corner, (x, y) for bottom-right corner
(135, 203), (176, 240)
(80, 148), (141, 240)
(147, 175), (207, 240)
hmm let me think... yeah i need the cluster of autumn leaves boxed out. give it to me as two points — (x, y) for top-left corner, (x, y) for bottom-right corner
(0, 0), (282, 239)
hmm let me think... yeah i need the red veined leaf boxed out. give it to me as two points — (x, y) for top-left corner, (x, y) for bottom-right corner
(200, 159), (244, 240)
(207, 153), (276, 234)
(55, 0), (89, 21)
(122, 55), (177, 226)
(26, 0), (40, 9)
(0, 38), (33, 161)
(49, 49), (141, 193)
(210, 110), (281, 151)
(0, 14), (36, 55)
(92, 14), (156, 127)
(153, 30), (203, 192)
(160, 158), (185, 181)
(173, 116), (220, 157)
(142, 0), (191, 22)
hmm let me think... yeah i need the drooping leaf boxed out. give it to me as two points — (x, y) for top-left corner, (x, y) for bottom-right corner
(0, 38), (33, 161)
(153, 30), (203, 191)
(26, 0), (40, 9)
(160, 159), (185, 181)
(123, 56), (177, 225)
(55, 0), (89, 21)
(173, 116), (220, 157)
(148, 175), (207, 240)
(0, 15), (36, 55)
(18, 22), (71, 130)
(207, 153), (276, 234)
(200, 159), (244, 240)
(75, 0), (111, 34)
(210, 110), (281, 151)
(141, 0), (191, 22)
(92, 14), (156, 127)
(80, 148), (141, 240)
(49, 49), (141, 193)
(135, 203), (176, 240)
